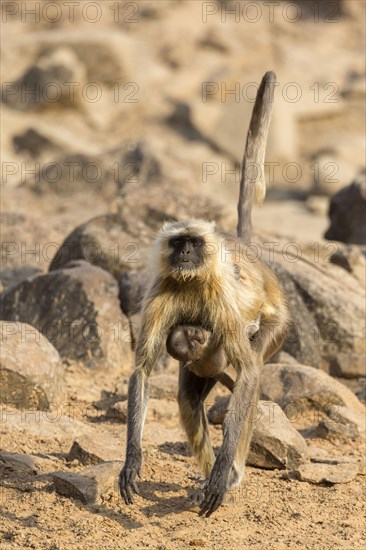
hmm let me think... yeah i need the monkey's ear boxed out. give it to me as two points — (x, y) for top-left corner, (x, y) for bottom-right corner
(161, 220), (175, 232)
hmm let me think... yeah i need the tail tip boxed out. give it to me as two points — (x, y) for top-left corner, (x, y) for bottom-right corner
(263, 70), (277, 84)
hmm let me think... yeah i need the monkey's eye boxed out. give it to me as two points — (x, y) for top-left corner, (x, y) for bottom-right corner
(170, 238), (181, 248)
(192, 239), (203, 248)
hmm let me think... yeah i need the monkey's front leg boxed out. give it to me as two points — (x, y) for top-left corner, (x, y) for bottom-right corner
(199, 365), (259, 517)
(119, 366), (146, 504)
(119, 334), (163, 504)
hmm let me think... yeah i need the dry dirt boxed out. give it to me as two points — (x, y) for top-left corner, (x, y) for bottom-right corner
(0, 380), (365, 550)
(1, 355), (366, 550)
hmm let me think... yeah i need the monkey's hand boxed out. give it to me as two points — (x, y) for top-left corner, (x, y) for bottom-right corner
(198, 462), (229, 517)
(119, 448), (142, 505)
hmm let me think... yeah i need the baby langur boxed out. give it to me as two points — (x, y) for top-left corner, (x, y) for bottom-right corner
(167, 325), (229, 379)
(120, 71), (289, 517)
(167, 323), (260, 391)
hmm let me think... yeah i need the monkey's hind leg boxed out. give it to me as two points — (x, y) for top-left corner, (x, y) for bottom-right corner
(177, 365), (217, 478)
(227, 379), (260, 489)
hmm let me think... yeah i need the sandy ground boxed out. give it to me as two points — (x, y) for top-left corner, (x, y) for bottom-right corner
(1, 357), (366, 550)
(1, 427), (365, 550)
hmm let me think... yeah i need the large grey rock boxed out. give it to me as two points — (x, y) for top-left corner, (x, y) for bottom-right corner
(0, 452), (58, 475)
(316, 417), (360, 439)
(329, 244), (366, 287)
(0, 452), (39, 475)
(260, 363), (366, 437)
(324, 173), (366, 244)
(208, 399), (308, 469)
(294, 462), (359, 485)
(0, 321), (64, 410)
(269, 254), (366, 378)
(118, 270), (150, 317)
(3, 48), (86, 111)
(52, 461), (123, 505)
(49, 214), (155, 275)
(0, 260), (133, 371)
(248, 401), (308, 470)
(270, 262), (322, 369)
(13, 128), (57, 158)
(68, 435), (123, 466)
(29, 29), (133, 85)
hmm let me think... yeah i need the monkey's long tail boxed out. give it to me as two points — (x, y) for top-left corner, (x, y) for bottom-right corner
(237, 71), (276, 243)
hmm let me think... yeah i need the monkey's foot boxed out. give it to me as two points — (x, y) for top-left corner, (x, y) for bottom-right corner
(119, 453), (142, 505)
(189, 479), (227, 517)
(189, 481), (207, 507)
(198, 465), (230, 517)
(190, 483), (238, 509)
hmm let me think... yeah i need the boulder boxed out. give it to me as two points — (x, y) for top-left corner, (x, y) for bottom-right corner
(49, 214), (153, 275)
(118, 270), (150, 317)
(0, 452), (39, 475)
(270, 262), (322, 369)
(68, 435), (123, 466)
(0, 452), (58, 474)
(316, 418), (360, 439)
(114, 140), (162, 194)
(329, 244), (366, 287)
(105, 400), (128, 423)
(52, 461), (123, 505)
(0, 260), (133, 371)
(34, 29), (134, 85)
(3, 48), (87, 111)
(260, 363), (366, 436)
(0, 321), (64, 410)
(208, 399), (308, 469)
(248, 401), (308, 470)
(269, 255), (366, 378)
(294, 462), (359, 485)
(324, 173), (366, 244)
(13, 128), (56, 158)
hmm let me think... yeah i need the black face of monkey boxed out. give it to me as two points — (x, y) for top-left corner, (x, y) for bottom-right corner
(168, 235), (205, 271)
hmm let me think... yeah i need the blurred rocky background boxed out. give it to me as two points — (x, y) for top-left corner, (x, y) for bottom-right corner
(1, 1), (365, 548)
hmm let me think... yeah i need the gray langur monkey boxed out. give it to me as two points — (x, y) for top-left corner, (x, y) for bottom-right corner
(119, 71), (289, 517)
